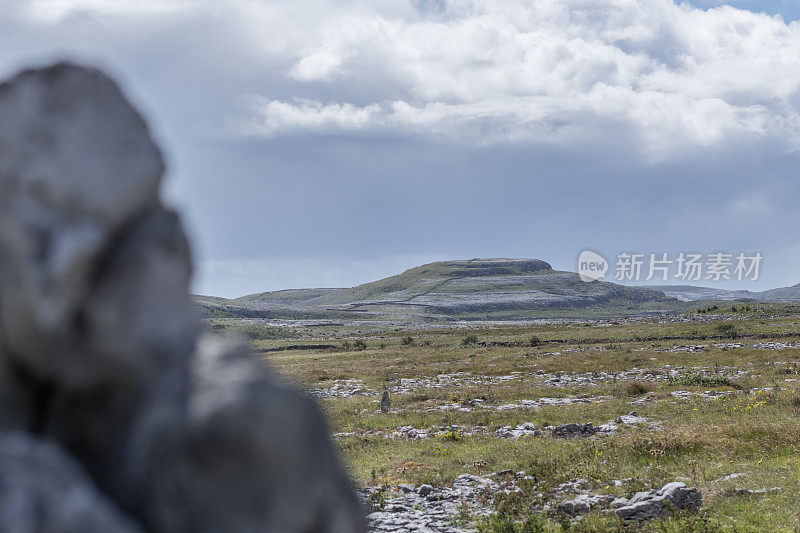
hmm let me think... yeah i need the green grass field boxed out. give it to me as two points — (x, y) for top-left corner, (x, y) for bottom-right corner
(214, 303), (800, 531)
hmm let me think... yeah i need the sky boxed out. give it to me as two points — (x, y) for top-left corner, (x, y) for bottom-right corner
(1, 0), (799, 297)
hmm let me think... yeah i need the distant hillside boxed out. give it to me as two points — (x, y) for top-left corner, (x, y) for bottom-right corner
(199, 258), (677, 321)
(653, 283), (800, 303)
(757, 283), (800, 302)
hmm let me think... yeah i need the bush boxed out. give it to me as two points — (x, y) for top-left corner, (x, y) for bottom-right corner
(439, 427), (463, 442)
(715, 324), (739, 339)
(791, 391), (800, 408)
(623, 381), (651, 396)
(366, 489), (387, 512)
(353, 339), (367, 351)
(462, 333), (479, 347)
(529, 335), (541, 347)
(401, 335), (415, 346)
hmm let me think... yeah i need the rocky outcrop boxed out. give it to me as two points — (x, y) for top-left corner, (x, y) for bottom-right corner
(557, 493), (614, 516)
(0, 62), (362, 532)
(363, 472), (532, 532)
(613, 482), (701, 522)
(552, 480), (701, 522)
(551, 423), (599, 438)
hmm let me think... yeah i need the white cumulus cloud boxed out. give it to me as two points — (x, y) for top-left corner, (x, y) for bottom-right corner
(8, 0), (800, 159)
(233, 0), (800, 158)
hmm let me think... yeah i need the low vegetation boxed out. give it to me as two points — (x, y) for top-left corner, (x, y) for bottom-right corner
(211, 303), (800, 531)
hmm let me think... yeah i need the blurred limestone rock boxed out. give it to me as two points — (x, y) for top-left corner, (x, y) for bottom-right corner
(0, 432), (142, 533)
(0, 62), (363, 533)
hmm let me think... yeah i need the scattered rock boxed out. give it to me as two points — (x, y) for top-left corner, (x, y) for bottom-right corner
(495, 422), (541, 439)
(558, 493), (614, 516)
(356, 411), (664, 443)
(713, 473), (745, 483)
(418, 484), (434, 497)
(363, 472), (531, 532)
(671, 390), (736, 400)
(495, 396), (611, 411)
(310, 379), (375, 399)
(734, 487), (782, 496)
(555, 479), (590, 494)
(599, 412), (663, 433)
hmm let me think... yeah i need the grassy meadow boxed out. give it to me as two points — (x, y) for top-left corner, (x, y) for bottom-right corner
(211, 303), (800, 531)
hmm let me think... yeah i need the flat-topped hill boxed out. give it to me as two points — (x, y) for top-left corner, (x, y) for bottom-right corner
(204, 258), (676, 320)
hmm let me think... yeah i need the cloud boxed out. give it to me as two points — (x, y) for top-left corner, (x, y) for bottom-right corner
(732, 193), (772, 217)
(18, 0), (190, 22)
(228, 0), (800, 158)
(8, 0), (800, 158)
(241, 98), (383, 135)
(243, 87), (772, 154)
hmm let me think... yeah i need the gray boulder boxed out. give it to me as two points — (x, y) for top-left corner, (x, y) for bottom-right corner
(614, 482), (701, 522)
(496, 422), (541, 438)
(165, 335), (363, 532)
(0, 62), (198, 522)
(551, 423), (598, 438)
(0, 62), (164, 380)
(0, 62), (363, 533)
(557, 493), (614, 516)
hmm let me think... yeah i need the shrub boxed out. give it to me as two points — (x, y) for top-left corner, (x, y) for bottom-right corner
(439, 427), (463, 442)
(715, 324), (739, 339)
(791, 391), (800, 408)
(401, 335), (415, 346)
(623, 381), (651, 396)
(352, 339), (367, 351)
(366, 489), (387, 512)
(462, 333), (479, 347)
(529, 335), (541, 347)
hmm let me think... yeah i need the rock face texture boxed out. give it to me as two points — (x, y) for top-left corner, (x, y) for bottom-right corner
(0, 432), (144, 532)
(613, 482), (702, 522)
(0, 62), (363, 532)
(557, 493), (614, 517)
(552, 480), (701, 522)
